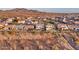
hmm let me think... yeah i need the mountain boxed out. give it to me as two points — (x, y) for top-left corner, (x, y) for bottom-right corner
(0, 8), (66, 18)
(5, 8), (39, 12)
(0, 8), (79, 18)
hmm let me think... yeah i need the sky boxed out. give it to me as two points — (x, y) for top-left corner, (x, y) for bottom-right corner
(0, 8), (79, 13)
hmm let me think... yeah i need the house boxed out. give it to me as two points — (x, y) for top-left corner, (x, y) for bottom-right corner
(3, 26), (9, 31)
(74, 25), (79, 32)
(67, 24), (79, 31)
(43, 18), (48, 21)
(57, 23), (68, 30)
(25, 20), (32, 25)
(15, 25), (25, 30)
(18, 20), (25, 24)
(5, 25), (24, 31)
(16, 17), (21, 19)
(74, 16), (79, 20)
(31, 20), (38, 25)
(0, 19), (3, 22)
(62, 17), (68, 23)
(4, 24), (35, 31)
(67, 25), (74, 30)
(27, 17), (33, 19)
(55, 16), (62, 21)
(51, 17), (55, 20)
(35, 23), (45, 30)
(24, 24), (34, 30)
(46, 23), (55, 31)
(74, 21), (79, 25)
(5, 25), (16, 31)
(6, 18), (13, 23)
(0, 24), (4, 30)
(74, 28), (79, 32)
(1, 18), (8, 24)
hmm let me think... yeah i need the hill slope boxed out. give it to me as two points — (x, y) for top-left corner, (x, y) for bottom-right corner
(0, 8), (67, 18)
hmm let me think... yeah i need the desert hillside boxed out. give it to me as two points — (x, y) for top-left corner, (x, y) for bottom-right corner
(0, 8), (67, 18)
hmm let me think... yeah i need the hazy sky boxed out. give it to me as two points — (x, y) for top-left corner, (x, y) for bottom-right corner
(0, 8), (79, 13)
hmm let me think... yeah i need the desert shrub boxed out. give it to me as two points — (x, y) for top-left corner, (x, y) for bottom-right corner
(30, 30), (37, 34)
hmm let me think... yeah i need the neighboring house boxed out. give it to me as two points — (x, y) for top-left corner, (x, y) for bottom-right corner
(43, 18), (47, 21)
(1, 18), (7, 24)
(25, 20), (32, 25)
(0, 19), (3, 22)
(67, 25), (74, 30)
(24, 24), (34, 30)
(55, 16), (62, 21)
(74, 16), (79, 20)
(27, 17), (33, 19)
(5, 25), (16, 31)
(62, 18), (68, 23)
(32, 20), (38, 25)
(46, 23), (55, 31)
(16, 17), (21, 19)
(74, 21), (79, 25)
(51, 17), (55, 20)
(3, 26), (9, 31)
(74, 25), (79, 32)
(6, 18), (13, 23)
(57, 23), (68, 30)
(67, 24), (79, 31)
(18, 20), (25, 24)
(3, 24), (34, 31)
(74, 28), (79, 32)
(0, 24), (4, 30)
(15, 25), (25, 30)
(35, 23), (45, 30)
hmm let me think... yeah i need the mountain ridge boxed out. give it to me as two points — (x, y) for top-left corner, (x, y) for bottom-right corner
(0, 8), (79, 18)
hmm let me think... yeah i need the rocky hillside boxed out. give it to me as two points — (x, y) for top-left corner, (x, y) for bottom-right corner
(0, 30), (78, 50)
